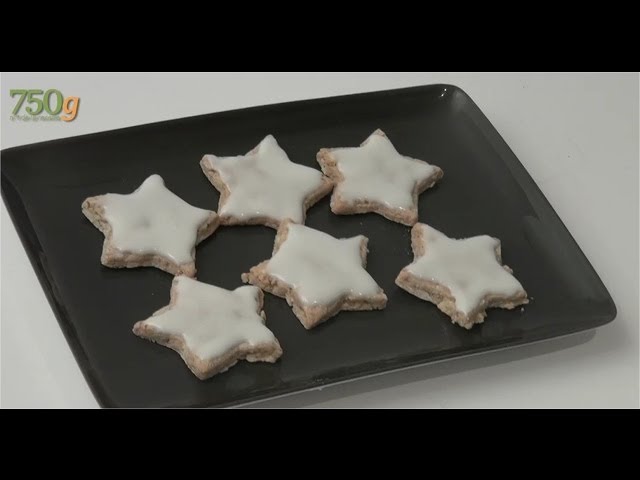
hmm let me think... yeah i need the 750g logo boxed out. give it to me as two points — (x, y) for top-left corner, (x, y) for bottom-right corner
(10, 89), (80, 122)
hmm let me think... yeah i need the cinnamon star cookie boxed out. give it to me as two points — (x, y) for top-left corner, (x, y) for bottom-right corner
(133, 276), (282, 380)
(201, 135), (333, 229)
(82, 174), (219, 277)
(396, 223), (528, 329)
(317, 129), (443, 226)
(242, 221), (387, 329)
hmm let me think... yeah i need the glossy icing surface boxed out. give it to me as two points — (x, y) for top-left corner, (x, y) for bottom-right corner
(102, 174), (212, 264)
(406, 224), (525, 314)
(144, 277), (277, 360)
(203, 135), (327, 224)
(266, 223), (382, 305)
(330, 131), (439, 210)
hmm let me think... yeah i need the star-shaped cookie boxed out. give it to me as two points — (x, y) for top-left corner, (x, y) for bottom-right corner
(395, 223), (528, 329)
(200, 135), (333, 229)
(133, 276), (282, 379)
(82, 174), (219, 277)
(317, 129), (443, 226)
(242, 220), (387, 329)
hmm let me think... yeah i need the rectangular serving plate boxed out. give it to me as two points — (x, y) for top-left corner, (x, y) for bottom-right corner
(1, 84), (616, 408)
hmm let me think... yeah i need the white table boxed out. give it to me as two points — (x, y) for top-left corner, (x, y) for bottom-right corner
(1, 72), (637, 408)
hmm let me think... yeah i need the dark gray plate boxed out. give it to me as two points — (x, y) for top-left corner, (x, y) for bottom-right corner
(1, 84), (616, 408)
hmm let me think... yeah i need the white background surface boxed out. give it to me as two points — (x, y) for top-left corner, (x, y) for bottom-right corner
(1, 72), (638, 408)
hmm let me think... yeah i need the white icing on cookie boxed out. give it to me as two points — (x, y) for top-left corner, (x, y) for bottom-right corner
(406, 224), (525, 314)
(329, 130), (440, 211)
(202, 135), (327, 224)
(144, 277), (277, 361)
(266, 223), (382, 305)
(102, 174), (213, 264)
